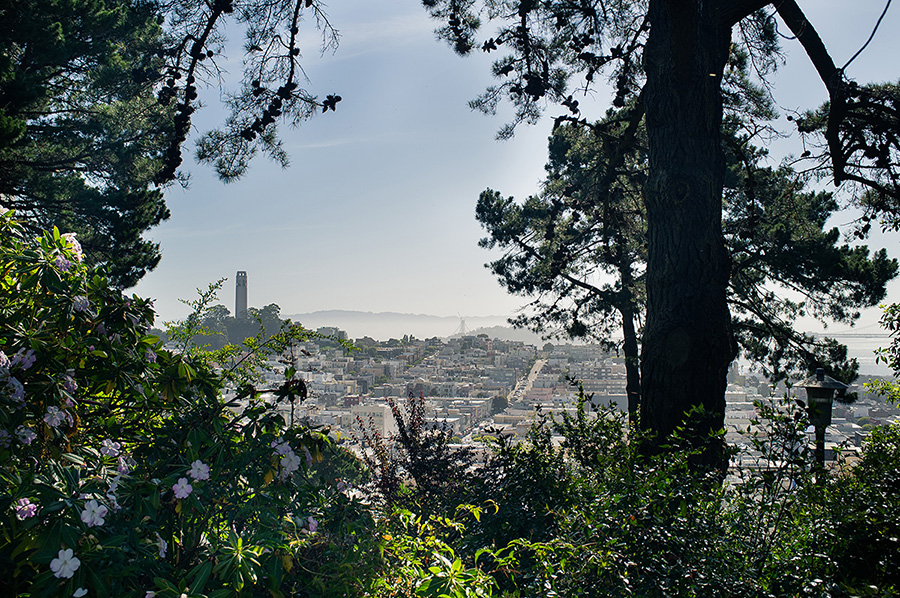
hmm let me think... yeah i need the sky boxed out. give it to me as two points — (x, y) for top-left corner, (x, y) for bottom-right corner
(133, 0), (900, 343)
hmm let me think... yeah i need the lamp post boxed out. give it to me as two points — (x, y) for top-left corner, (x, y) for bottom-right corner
(799, 368), (849, 471)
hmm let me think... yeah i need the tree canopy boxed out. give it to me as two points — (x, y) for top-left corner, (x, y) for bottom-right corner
(0, 0), (343, 285)
(423, 0), (900, 465)
(478, 115), (897, 413)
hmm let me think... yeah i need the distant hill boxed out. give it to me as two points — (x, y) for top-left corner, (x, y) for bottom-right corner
(283, 310), (517, 341)
(447, 325), (549, 345)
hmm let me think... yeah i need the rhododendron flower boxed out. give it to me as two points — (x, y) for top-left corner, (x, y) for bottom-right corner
(11, 348), (35, 370)
(44, 406), (66, 427)
(101, 439), (121, 457)
(16, 426), (36, 445)
(55, 255), (72, 272)
(117, 455), (134, 475)
(173, 477), (192, 499)
(50, 548), (80, 578)
(188, 460), (210, 481)
(44, 406), (67, 427)
(280, 450), (301, 475)
(271, 439), (291, 455)
(73, 296), (90, 313)
(307, 516), (318, 533)
(8, 377), (24, 405)
(15, 498), (38, 519)
(155, 532), (167, 558)
(80, 499), (108, 527)
(63, 375), (77, 394)
(61, 233), (83, 262)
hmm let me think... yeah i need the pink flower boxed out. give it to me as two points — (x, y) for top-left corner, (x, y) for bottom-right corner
(280, 451), (301, 476)
(15, 426), (37, 445)
(80, 499), (108, 527)
(271, 439), (292, 455)
(73, 296), (90, 313)
(63, 375), (77, 394)
(155, 532), (167, 558)
(117, 456), (134, 475)
(307, 516), (318, 533)
(44, 406), (66, 428)
(55, 255), (72, 272)
(101, 439), (121, 457)
(50, 548), (80, 578)
(11, 348), (35, 370)
(8, 377), (24, 405)
(44, 405), (71, 427)
(15, 498), (38, 519)
(188, 460), (210, 481)
(172, 477), (192, 499)
(61, 233), (83, 262)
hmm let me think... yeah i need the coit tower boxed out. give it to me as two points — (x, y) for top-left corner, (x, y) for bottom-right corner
(235, 271), (248, 317)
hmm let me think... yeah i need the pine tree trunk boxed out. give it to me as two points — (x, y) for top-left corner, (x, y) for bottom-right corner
(640, 0), (737, 468)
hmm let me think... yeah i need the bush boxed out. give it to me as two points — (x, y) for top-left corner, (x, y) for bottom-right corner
(0, 213), (379, 597)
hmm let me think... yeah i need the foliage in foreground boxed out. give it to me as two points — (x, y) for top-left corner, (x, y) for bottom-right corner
(0, 212), (380, 597)
(2, 213), (900, 597)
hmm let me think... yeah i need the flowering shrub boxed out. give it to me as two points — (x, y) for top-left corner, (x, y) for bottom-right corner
(0, 213), (380, 597)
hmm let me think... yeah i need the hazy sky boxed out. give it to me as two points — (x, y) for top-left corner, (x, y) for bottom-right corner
(134, 1), (900, 336)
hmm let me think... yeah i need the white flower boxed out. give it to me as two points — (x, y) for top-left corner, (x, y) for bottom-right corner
(80, 499), (108, 527)
(50, 548), (81, 578)
(101, 439), (121, 457)
(73, 588), (87, 597)
(280, 450), (301, 475)
(44, 406), (66, 427)
(188, 460), (210, 481)
(172, 477), (192, 499)
(145, 592), (157, 598)
(62, 233), (83, 262)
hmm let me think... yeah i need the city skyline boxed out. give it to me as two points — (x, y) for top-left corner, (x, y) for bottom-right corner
(132, 1), (900, 342)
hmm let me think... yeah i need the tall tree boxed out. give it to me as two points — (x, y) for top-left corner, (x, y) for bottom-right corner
(424, 0), (900, 465)
(478, 117), (897, 422)
(0, 0), (173, 285)
(0, 0), (343, 285)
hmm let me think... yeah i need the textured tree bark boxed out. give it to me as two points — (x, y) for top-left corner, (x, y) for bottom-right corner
(639, 0), (738, 468)
(620, 299), (641, 425)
